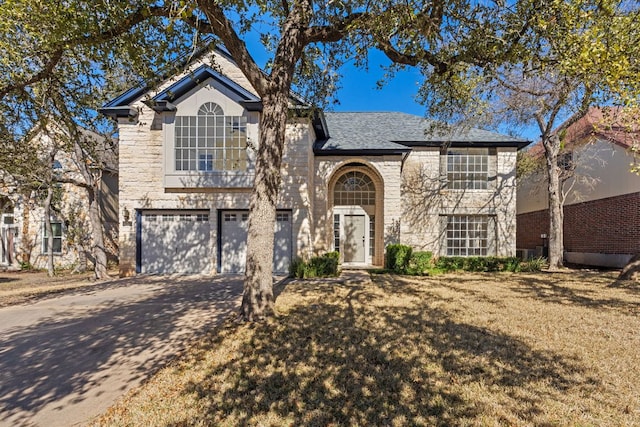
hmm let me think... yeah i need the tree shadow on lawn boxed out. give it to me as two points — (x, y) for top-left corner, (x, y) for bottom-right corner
(507, 274), (640, 315)
(0, 275), (242, 425)
(182, 280), (599, 426)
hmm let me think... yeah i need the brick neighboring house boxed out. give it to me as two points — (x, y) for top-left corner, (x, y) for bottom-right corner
(0, 127), (119, 270)
(101, 48), (528, 277)
(516, 108), (640, 268)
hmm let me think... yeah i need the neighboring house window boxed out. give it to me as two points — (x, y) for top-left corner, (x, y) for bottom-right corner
(334, 171), (375, 205)
(175, 102), (248, 172)
(557, 152), (573, 170)
(42, 221), (63, 254)
(445, 148), (490, 190)
(445, 215), (491, 256)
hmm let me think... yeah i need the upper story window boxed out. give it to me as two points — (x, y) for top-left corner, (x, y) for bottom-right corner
(175, 102), (248, 172)
(445, 147), (491, 190)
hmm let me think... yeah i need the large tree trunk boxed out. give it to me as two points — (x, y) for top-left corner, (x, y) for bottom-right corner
(72, 140), (109, 280)
(544, 135), (564, 270)
(619, 253), (640, 280)
(44, 187), (55, 277)
(87, 184), (108, 279)
(241, 92), (289, 321)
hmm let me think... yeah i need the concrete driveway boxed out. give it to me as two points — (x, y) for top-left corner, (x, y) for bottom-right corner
(0, 274), (244, 427)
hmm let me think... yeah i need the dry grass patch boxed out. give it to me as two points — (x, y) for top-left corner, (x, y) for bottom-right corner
(0, 270), (102, 307)
(93, 271), (640, 426)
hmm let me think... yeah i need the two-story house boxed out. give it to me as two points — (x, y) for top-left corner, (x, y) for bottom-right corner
(102, 48), (528, 276)
(0, 126), (118, 271)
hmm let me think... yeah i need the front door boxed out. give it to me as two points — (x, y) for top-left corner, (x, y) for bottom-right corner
(343, 214), (366, 263)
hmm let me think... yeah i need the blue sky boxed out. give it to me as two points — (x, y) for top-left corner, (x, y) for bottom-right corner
(333, 55), (539, 143)
(331, 51), (425, 116)
(244, 32), (539, 143)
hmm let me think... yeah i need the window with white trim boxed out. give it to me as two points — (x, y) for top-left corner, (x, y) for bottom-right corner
(334, 171), (375, 205)
(369, 215), (375, 257)
(445, 148), (490, 190)
(175, 102), (248, 172)
(445, 215), (491, 256)
(333, 214), (340, 253)
(42, 221), (63, 254)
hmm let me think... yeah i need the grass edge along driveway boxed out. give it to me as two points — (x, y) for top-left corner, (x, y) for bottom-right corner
(93, 270), (640, 427)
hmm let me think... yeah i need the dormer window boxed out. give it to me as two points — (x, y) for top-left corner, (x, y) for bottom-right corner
(175, 102), (248, 172)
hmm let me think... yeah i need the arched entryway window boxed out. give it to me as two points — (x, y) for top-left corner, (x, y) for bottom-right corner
(330, 166), (382, 266)
(334, 171), (376, 206)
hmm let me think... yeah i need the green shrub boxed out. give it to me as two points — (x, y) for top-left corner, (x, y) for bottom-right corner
(20, 261), (33, 271)
(407, 251), (433, 275)
(289, 257), (307, 278)
(435, 256), (522, 273)
(520, 257), (547, 272)
(385, 244), (413, 273)
(503, 257), (522, 272)
(289, 252), (340, 279)
(435, 257), (464, 272)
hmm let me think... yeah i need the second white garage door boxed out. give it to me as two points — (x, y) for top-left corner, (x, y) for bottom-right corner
(220, 210), (291, 274)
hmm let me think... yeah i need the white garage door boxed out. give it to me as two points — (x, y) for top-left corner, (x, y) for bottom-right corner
(220, 210), (291, 274)
(141, 210), (211, 274)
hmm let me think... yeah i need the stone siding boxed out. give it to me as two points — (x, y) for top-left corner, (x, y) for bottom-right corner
(402, 147), (518, 257)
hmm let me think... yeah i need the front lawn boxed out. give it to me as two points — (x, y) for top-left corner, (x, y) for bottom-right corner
(93, 270), (640, 426)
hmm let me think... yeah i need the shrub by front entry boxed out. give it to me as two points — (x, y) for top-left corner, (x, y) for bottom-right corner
(290, 251), (340, 278)
(385, 244), (413, 273)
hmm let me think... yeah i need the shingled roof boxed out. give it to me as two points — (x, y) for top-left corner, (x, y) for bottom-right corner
(314, 112), (529, 155)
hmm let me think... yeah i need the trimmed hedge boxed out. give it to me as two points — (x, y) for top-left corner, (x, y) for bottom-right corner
(407, 251), (433, 275)
(435, 256), (521, 272)
(385, 244), (413, 273)
(382, 244), (523, 275)
(290, 251), (340, 278)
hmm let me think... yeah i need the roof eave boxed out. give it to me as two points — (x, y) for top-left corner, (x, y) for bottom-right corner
(143, 100), (177, 113)
(395, 140), (531, 150)
(98, 107), (139, 119)
(313, 148), (410, 156)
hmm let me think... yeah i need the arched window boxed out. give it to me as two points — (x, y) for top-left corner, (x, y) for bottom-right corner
(334, 171), (375, 205)
(198, 102), (224, 116)
(175, 103), (247, 171)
